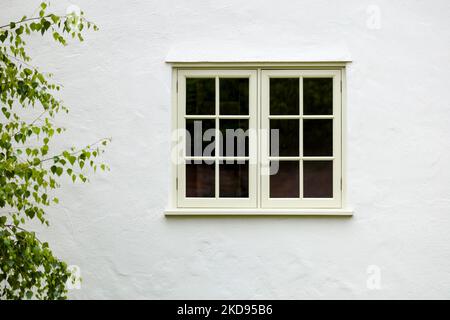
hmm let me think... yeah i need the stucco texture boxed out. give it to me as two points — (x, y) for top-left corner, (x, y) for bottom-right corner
(1, 0), (450, 299)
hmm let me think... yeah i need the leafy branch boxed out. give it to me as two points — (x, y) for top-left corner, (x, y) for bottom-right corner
(1, 2), (108, 300)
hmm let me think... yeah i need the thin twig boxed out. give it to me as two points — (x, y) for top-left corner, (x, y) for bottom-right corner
(0, 14), (94, 30)
(2, 51), (39, 71)
(40, 138), (109, 162)
(30, 109), (49, 125)
(4, 224), (44, 244)
(0, 15), (54, 29)
(4, 224), (28, 232)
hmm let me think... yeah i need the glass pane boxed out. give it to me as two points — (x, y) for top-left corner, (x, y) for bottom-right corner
(303, 119), (332, 156)
(220, 78), (249, 115)
(303, 161), (333, 198)
(186, 162), (215, 197)
(303, 78), (333, 115)
(270, 78), (299, 115)
(186, 78), (215, 115)
(270, 161), (299, 198)
(270, 119), (299, 156)
(219, 161), (249, 197)
(186, 119), (215, 157)
(220, 119), (249, 157)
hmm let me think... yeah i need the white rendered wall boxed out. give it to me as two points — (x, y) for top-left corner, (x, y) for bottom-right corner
(2, 0), (450, 299)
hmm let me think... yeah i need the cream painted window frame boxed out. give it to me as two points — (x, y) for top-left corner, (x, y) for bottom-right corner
(166, 62), (352, 216)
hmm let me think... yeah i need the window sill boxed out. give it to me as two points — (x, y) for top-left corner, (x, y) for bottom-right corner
(164, 208), (353, 216)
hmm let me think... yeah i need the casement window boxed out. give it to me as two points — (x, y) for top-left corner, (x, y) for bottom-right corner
(167, 63), (351, 215)
(177, 70), (258, 208)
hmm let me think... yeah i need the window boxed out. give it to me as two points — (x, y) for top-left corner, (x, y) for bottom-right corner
(168, 64), (350, 215)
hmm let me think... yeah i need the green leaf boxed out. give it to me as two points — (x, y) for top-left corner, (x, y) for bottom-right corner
(24, 68), (33, 76)
(16, 26), (24, 35)
(56, 167), (63, 176)
(68, 155), (76, 165)
(42, 19), (51, 31)
(0, 31), (8, 42)
(50, 14), (60, 24)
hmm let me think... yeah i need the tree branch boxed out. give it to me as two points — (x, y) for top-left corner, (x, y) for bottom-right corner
(1, 51), (41, 71)
(0, 14), (95, 30)
(4, 224), (44, 244)
(40, 137), (110, 162)
(0, 15), (54, 29)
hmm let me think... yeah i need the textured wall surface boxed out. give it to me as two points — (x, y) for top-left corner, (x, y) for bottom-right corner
(2, 0), (450, 299)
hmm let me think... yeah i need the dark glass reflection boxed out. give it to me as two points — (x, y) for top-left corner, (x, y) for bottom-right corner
(270, 161), (299, 198)
(186, 119), (215, 156)
(220, 119), (249, 157)
(303, 78), (333, 115)
(303, 119), (332, 156)
(303, 161), (333, 198)
(186, 78), (215, 115)
(186, 162), (215, 197)
(219, 162), (249, 197)
(220, 78), (249, 115)
(270, 119), (299, 156)
(270, 78), (299, 115)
